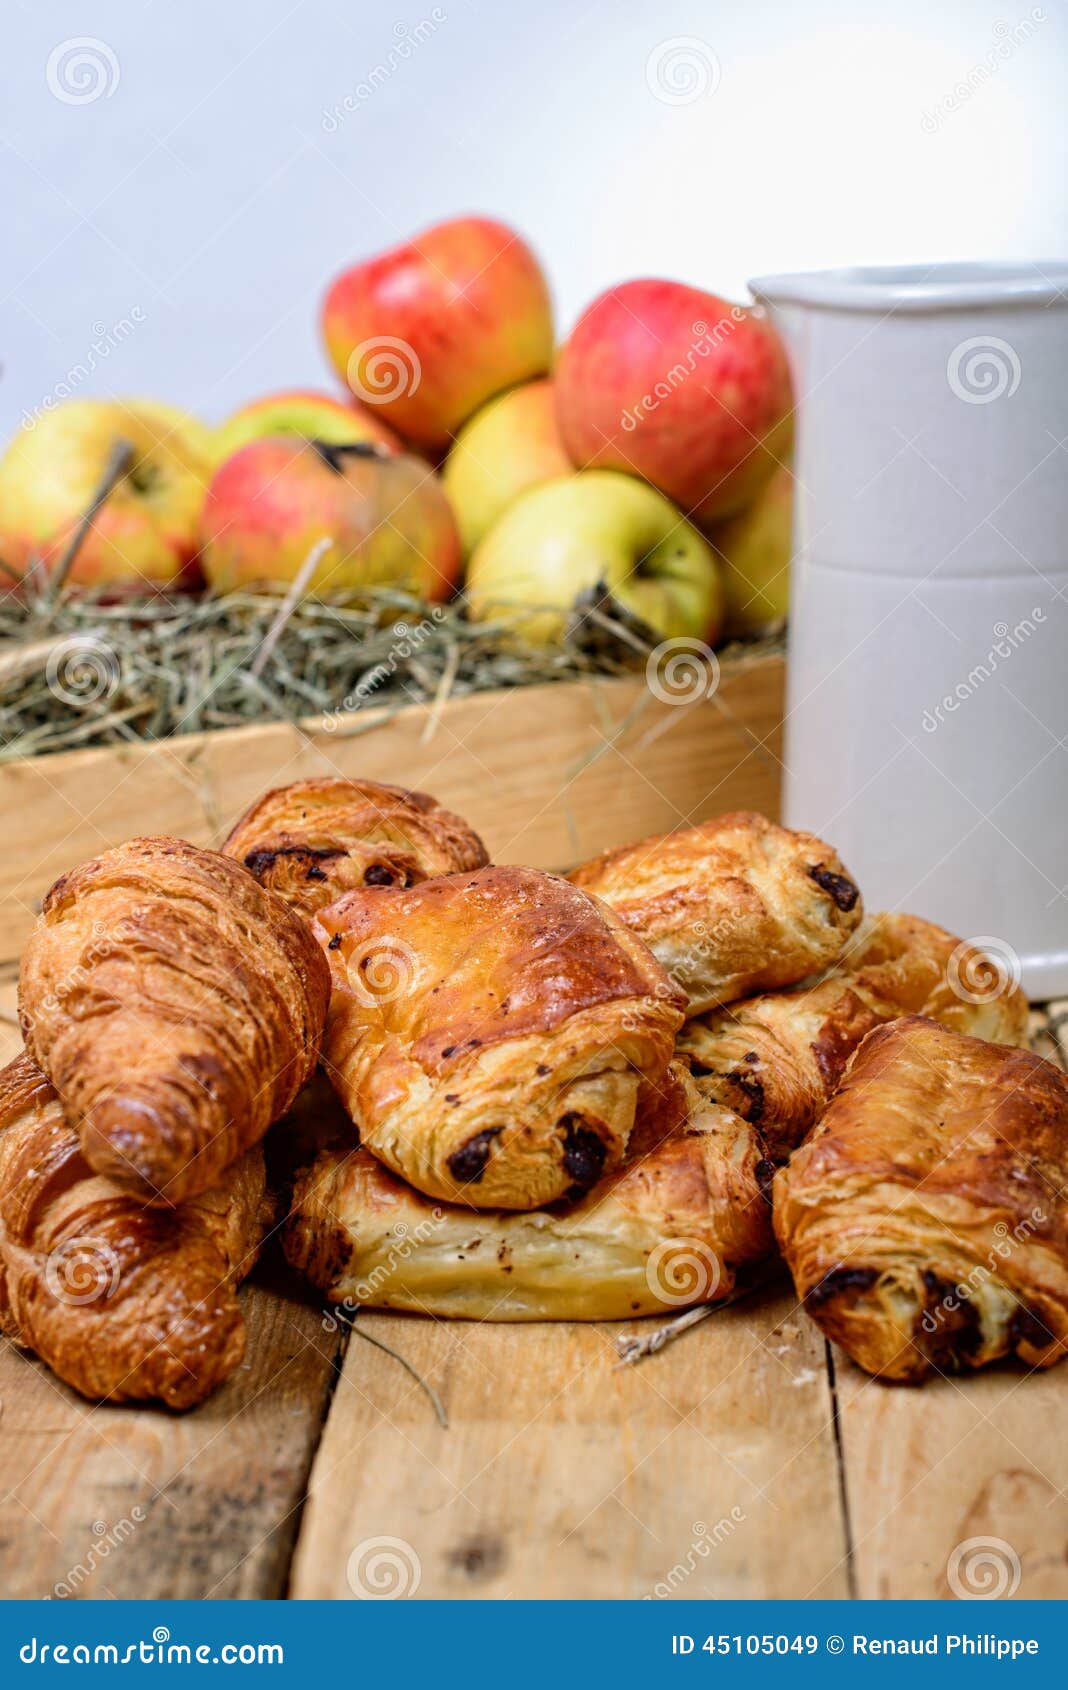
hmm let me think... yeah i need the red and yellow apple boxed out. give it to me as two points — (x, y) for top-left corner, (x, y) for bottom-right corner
(710, 462), (793, 635)
(464, 470), (724, 645)
(322, 216), (554, 454)
(0, 398), (211, 589)
(555, 279), (793, 526)
(200, 437), (460, 600)
(212, 389), (401, 466)
(443, 378), (572, 554)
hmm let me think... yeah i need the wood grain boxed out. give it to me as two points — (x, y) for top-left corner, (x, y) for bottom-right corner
(0, 657), (784, 966)
(288, 1290), (849, 1600)
(0, 1264), (342, 1599)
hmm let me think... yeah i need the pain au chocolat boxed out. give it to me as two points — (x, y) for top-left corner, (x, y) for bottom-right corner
(312, 864), (686, 1209)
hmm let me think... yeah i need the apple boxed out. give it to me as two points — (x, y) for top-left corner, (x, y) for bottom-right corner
(322, 216), (554, 453)
(464, 470), (725, 645)
(200, 437), (461, 600)
(0, 398), (211, 589)
(443, 378), (572, 555)
(122, 397), (216, 466)
(710, 462), (793, 636)
(555, 279), (793, 525)
(212, 388), (401, 466)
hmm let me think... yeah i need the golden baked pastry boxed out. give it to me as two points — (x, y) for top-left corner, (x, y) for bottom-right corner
(313, 864), (686, 1209)
(680, 912), (1030, 1160)
(568, 811), (862, 1012)
(223, 777), (489, 919)
(19, 836), (330, 1206)
(284, 1067), (773, 1319)
(0, 1052), (269, 1408)
(774, 1016), (1068, 1381)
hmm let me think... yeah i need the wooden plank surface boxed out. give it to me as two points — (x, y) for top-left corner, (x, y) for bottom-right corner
(0, 655), (784, 966)
(288, 1293), (849, 1601)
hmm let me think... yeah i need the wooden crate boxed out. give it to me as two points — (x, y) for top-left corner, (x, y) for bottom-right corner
(0, 652), (784, 969)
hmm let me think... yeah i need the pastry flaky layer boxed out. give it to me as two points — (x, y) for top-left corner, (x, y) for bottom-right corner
(774, 1016), (1068, 1382)
(568, 811), (863, 1013)
(313, 864), (687, 1210)
(222, 777), (490, 919)
(0, 1052), (269, 1408)
(19, 836), (330, 1206)
(680, 912), (1031, 1161)
(284, 1066), (774, 1320)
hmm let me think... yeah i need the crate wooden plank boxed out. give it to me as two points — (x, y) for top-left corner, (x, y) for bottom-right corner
(0, 1268), (342, 1599)
(0, 657), (784, 968)
(288, 1291), (849, 1601)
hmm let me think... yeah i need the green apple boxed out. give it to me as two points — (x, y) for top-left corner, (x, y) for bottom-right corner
(709, 463), (792, 635)
(465, 470), (725, 645)
(212, 388), (400, 466)
(443, 378), (571, 554)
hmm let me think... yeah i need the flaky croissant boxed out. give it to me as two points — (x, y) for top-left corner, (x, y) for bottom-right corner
(313, 864), (686, 1210)
(679, 912), (1030, 1160)
(568, 811), (862, 1012)
(222, 777), (489, 918)
(284, 1066), (773, 1320)
(775, 1016), (1068, 1382)
(19, 837), (330, 1206)
(0, 1052), (269, 1408)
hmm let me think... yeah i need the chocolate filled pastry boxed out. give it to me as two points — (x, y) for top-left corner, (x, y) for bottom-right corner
(222, 777), (489, 918)
(568, 811), (862, 1012)
(0, 1052), (269, 1408)
(313, 864), (686, 1209)
(284, 1066), (773, 1319)
(19, 837), (330, 1206)
(680, 912), (1030, 1160)
(774, 1017), (1068, 1382)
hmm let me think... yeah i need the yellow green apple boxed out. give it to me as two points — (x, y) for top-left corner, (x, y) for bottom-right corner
(465, 470), (724, 645)
(443, 378), (571, 554)
(709, 463), (793, 635)
(200, 437), (460, 600)
(0, 398), (211, 589)
(121, 397), (216, 466)
(212, 388), (401, 466)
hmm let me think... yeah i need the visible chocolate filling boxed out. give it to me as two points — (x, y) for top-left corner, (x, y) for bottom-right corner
(729, 1066), (766, 1123)
(364, 863), (400, 886)
(754, 1158), (776, 1205)
(244, 844), (337, 879)
(447, 1127), (502, 1185)
(560, 1116), (607, 1193)
(808, 863), (860, 912)
(1010, 1304), (1055, 1351)
(806, 1265), (878, 1308)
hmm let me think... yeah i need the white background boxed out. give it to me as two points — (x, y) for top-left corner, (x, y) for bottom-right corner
(3, 0), (1067, 425)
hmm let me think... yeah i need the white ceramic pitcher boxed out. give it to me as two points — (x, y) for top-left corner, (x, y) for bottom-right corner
(748, 262), (1068, 999)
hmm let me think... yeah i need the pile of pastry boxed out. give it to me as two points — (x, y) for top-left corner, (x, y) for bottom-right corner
(3, 779), (1066, 1413)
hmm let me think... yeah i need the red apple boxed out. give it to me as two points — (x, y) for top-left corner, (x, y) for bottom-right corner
(555, 279), (793, 525)
(322, 216), (554, 453)
(200, 438), (460, 600)
(212, 389), (401, 466)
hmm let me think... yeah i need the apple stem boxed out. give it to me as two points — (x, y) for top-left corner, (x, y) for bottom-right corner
(248, 535), (334, 679)
(47, 437), (135, 604)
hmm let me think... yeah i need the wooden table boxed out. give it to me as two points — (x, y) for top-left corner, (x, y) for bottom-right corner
(1, 990), (1065, 1602)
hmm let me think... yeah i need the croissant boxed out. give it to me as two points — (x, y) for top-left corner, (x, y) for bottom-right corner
(284, 1066), (773, 1319)
(774, 1016), (1068, 1381)
(568, 811), (862, 1012)
(19, 837), (330, 1206)
(223, 777), (489, 919)
(0, 1052), (269, 1408)
(313, 864), (686, 1209)
(679, 912), (1030, 1160)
